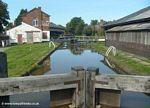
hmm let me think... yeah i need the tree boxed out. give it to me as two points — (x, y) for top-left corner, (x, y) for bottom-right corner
(97, 19), (107, 36)
(6, 22), (13, 30)
(75, 23), (85, 35)
(66, 17), (85, 35)
(0, 0), (9, 33)
(90, 20), (98, 26)
(90, 20), (98, 36)
(15, 9), (27, 26)
(83, 25), (92, 36)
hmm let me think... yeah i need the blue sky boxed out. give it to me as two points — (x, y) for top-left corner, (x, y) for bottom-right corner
(4, 0), (150, 26)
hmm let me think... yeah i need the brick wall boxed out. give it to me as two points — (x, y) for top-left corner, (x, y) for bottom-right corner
(22, 7), (50, 31)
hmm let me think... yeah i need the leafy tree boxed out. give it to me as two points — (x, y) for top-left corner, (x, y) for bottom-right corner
(97, 19), (107, 36)
(83, 25), (92, 36)
(75, 23), (85, 35)
(15, 9), (27, 26)
(90, 20), (98, 36)
(66, 17), (85, 35)
(0, 0), (9, 33)
(6, 22), (13, 30)
(90, 20), (98, 26)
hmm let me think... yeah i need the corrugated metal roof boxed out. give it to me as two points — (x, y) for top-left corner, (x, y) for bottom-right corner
(106, 6), (150, 26)
(107, 22), (150, 32)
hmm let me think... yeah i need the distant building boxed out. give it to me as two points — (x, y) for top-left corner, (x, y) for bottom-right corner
(104, 6), (150, 58)
(7, 7), (50, 44)
(50, 22), (65, 39)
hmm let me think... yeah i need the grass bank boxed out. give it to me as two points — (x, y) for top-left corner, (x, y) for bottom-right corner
(88, 42), (150, 75)
(5, 42), (60, 77)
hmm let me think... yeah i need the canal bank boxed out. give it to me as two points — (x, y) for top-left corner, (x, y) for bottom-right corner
(4, 42), (61, 77)
(23, 42), (62, 76)
(87, 42), (150, 75)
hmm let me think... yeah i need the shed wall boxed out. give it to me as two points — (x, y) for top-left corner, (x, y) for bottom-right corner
(106, 31), (150, 58)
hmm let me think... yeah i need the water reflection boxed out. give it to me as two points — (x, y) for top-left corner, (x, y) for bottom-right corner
(45, 43), (115, 75)
(31, 57), (51, 75)
(121, 91), (150, 108)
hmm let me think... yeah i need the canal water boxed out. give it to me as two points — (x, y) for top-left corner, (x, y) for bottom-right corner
(5, 43), (150, 108)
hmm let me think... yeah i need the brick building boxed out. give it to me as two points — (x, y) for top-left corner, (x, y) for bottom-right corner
(7, 7), (50, 43)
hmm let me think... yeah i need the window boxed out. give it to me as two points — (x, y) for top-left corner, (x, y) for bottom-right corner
(32, 18), (38, 26)
(42, 32), (47, 39)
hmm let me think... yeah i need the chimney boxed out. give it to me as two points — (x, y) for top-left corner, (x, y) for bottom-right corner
(38, 6), (41, 10)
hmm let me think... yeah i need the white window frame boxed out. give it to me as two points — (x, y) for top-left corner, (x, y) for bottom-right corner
(32, 18), (38, 26)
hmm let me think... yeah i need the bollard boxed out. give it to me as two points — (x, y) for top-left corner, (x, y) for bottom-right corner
(86, 67), (99, 108)
(0, 52), (9, 108)
(71, 66), (85, 108)
(0, 52), (8, 78)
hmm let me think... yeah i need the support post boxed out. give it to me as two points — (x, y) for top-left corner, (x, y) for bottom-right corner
(0, 52), (9, 108)
(86, 67), (99, 108)
(71, 66), (85, 108)
(0, 52), (8, 77)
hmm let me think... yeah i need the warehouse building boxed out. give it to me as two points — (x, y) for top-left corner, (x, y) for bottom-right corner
(105, 6), (150, 58)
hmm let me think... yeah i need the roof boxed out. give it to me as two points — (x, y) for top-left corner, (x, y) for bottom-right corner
(50, 22), (65, 30)
(7, 22), (42, 32)
(107, 22), (150, 32)
(23, 7), (50, 17)
(105, 6), (150, 27)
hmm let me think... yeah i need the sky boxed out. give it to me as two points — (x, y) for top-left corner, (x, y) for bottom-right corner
(4, 0), (150, 26)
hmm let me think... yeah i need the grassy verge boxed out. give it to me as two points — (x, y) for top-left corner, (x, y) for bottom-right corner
(5, 42), (60, 77)
(88, 42), (150, 75)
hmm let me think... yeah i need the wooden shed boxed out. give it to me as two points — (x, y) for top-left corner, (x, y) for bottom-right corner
(104, 6), (150, 58)
(50, 22), (65, 39)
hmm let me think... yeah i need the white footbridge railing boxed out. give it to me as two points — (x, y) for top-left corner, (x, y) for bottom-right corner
(104, 46), (116, 68)
(49, 41), (56, 48)
(105, 46), (116, 57)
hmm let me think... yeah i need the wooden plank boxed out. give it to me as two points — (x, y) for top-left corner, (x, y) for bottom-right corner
(50, 88), (75, 107)
(86, 67), (98, 108)
(98, 89), (121, 107)
(95, 74), (150, 93)
(0, 74), (79, 96)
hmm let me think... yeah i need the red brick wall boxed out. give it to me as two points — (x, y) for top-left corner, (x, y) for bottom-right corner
(22, 7), (50, 31)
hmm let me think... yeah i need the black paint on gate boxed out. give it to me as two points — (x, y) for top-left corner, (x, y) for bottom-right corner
(0, 52), (9, 108)
(0, 52), (8, 78)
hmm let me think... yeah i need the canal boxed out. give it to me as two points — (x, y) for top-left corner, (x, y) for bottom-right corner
(7, 43), (150, 108)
